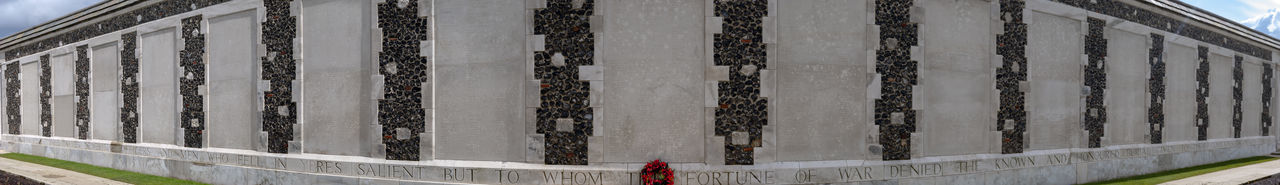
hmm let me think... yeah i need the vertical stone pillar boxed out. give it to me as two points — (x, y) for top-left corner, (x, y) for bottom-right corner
(996, 0), (1028, 154)
(180, 15), (207, 148)
(375, 0), (432, 161)
(5, 62), (18, 135)
(872, 0), (919, 160)
(710, 0), (769, 164)
(1149, 34), (1165, 144)
(75, 45), (90, 140)
(528, 0), (600, 165)
(121, 32), (140, 143)
(1197, 46), (1209, 141)
(1083, 18), (1106, 148)
(260, 0), (299, 154)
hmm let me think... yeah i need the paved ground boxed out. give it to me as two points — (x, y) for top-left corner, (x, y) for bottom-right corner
(0, 150), (130, 185)
(1162, 157), (1280, 185)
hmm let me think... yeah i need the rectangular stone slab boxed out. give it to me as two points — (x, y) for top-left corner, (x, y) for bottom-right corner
(90, 44), (119, 141)
(20, 62), (40, 135)
(593, 0), (706, 163)
(139, 28), (179, 145)
(919, 0), (995, 156)
(1027, 12), (1082, 150)
(301, 0), (372, 156)
(206, 10), (259, 150)
(773, 0), (870, 161)
(1244, 61), (1262, 137)
(1104, 28), (1147, 146)
(1209, 53), (1232, 139)
(434, 0), (527, 161)
(1165, 43), (1198, 142)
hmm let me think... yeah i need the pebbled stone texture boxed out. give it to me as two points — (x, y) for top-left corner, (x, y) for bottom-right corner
(75, 45), (90, 140)
(1196, 46), (1209, 141)
(1083, 18), (1106, 148)
(121, 32), (140, 143)
(996, 0), (1028, 154)
(5, 62), (18, 135)
(1148, 34), (1165, 144)
(714, 0), (768, 164)
(1233, 55), (1243, 138)
(874, 0), (919, 160)
(534, 0), (595, 165)
(261, 0), (297, 153)
(39, 55), (51, 137)
(377, 0), (431, 161)
(180, 15), (206, 148)
(1264, 65), (1273, 136)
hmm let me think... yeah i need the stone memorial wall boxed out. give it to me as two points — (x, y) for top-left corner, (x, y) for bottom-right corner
(0, 0), (1276, 184)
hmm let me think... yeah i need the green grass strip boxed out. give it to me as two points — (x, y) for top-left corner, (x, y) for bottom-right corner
(1083, 156), (1278, 185)
(0, 153), (208, 185)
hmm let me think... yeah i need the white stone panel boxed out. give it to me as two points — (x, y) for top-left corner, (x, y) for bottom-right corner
(1027, 12), (1082, 150)
(207, 10), (259, 150)
(51, 54), (73, 96)
(435, 0), (526, 161)
(53, 96), (74, 137)
(139, 29), (179, 145)
(1103, 28), (1146, 146)
(90, 44), (119, 141)
(772, 0), (869, 161)
(920, 0), (994, 156)
(591, 0), (705, 163)
(1209, 53), (1231, 139)
(1164, 44), (1196, 142)
(20, 62), (39, 135)
(301, 0), (371, 156)
(1243, 61), (1261, 137)
(51, 54), (75, 138)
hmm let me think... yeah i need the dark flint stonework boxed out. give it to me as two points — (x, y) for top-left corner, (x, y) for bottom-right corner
(3, 0), (232, 61)
(875, 0), (918, 160)
(261, 0), (297, 154)
(180, 16), (206, 148)
(1049, 0), (1271, 60)
(1196, 46), (1209, 141)
(1264, 65), (1274, 136)
(1084, 18), (1106, 148)
(714, 0), (767, 165)
(1148, 34), (1165, 144)
(39, 55), (51, 137)
(121, 32), (140, 143)
(534, 0), (595, 165)
(75, 45), (90, 140)
(1233, 55), (1243, 138)
(377, 0), (431, 161)
(5, 62), (17, 135)
(996, 0), (1028, 154)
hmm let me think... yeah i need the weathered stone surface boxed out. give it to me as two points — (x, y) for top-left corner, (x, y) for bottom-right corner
(303, 0), (373, 157)
(207, 10), (258, 151)
(1027, 11), (1081, 150)
(434, 0), (526, 161)
(597, 0), (705, 163)
(139, 29), (179, 145)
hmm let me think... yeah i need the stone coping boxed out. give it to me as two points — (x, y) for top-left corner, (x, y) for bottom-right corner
(0, 135), (1273, 184)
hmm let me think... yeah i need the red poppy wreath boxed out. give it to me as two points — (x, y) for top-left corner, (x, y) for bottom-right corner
(641, 159), (674, 185)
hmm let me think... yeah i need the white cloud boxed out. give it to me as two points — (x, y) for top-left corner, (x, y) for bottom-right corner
(1240, 0), (1280, 19)
(0, 0), (102, 37)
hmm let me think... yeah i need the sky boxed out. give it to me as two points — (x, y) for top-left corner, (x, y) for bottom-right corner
(0, 0), (101, 39)
(1184, 0), (1280, 23)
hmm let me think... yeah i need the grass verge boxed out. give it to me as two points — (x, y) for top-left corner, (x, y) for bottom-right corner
(1082, 156), (1278, 185)
(0, 153), (207, 185)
